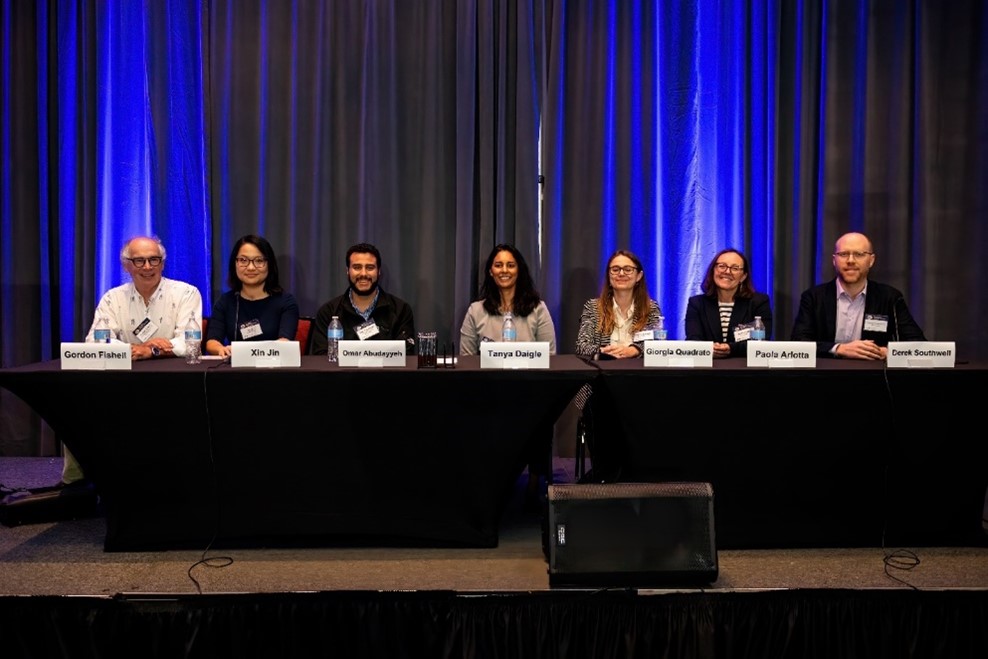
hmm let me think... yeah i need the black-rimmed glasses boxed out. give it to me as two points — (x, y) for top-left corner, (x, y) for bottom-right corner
(125, 256), (163, 268)
(715, 263), (743, 274)
(609, 266), (639, 275)
(236, 256), (268, 268)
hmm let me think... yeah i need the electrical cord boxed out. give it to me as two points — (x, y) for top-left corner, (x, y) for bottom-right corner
(187, 361), (234, 595)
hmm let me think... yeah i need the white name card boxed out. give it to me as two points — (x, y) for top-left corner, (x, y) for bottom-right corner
(230, 341), (301, 368)
(338, 340), (407, 368)
(480, 342), (551, 369)
(60, 342), (132, 370)
(886, 341), (956, 368)
(642, 341), (714, 368)
(747, 341), (817, 368)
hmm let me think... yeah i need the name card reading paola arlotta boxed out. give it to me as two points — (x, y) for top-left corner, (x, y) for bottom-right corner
(746, 341), (817, 368)
(338, 340), (407, 368)
(480, 342), (551, 369)
(886, 341), (956, 368)
(60, 342), (132, 370)
(231, 340), (301, 368)
(643, 341), (714, 368)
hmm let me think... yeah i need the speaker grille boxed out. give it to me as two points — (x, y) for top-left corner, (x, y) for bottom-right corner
(547, 482), (717, 587)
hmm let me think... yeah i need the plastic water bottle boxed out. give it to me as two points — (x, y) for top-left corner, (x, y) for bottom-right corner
(93, 314), (112, 343)
(654, 315), (668, 340)
(501, 312), (517, 342)
(327, 315), (343, 363)
(184, 313), (202, 364)
(751, 316), (766, 341)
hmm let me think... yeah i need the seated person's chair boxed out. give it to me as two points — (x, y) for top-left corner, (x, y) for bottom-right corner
(295, 317), (314, 354)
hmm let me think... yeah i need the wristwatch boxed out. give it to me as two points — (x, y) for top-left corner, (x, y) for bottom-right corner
(150, 346), (161, 359)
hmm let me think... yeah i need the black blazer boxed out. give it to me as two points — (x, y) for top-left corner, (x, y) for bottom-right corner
(790, 278), (926, 357)
(685, 292), (773, 357)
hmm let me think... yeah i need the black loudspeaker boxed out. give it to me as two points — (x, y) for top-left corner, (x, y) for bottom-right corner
(547, 482), (718, 588)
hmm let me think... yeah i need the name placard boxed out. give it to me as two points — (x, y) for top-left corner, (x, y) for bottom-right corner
(338, 340), (406, 368)
(230, 341), (301, 368)
(887, 341), (956, 368)
(643, 341), (714, 368)
(60, 342), (132, 370)
(747, 341), (817, 368)
(480, 342), (551, 369)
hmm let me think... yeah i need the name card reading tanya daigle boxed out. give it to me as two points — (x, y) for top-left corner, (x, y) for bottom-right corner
(338, 340), (407, 368)
(230, 340), (301, 368)
(746, 341), (817, 368)
(60, 342), (132, 370)
(643, 341), (714, 368)
(886, 341), (956, 368)
(480, 342), (551, 369)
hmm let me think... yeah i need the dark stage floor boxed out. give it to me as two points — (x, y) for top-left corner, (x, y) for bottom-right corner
(2, 457), (987, 596)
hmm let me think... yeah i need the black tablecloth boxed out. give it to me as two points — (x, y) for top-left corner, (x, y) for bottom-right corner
(591, 358), (988, 549)
(0, 355), (597, 550)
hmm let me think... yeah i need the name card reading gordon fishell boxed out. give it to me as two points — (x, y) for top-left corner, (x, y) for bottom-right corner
(643, 341), (714, 368)
(60, 342), (132, 370)
(230, 340), (301, 368)
(886, 341), (956, 368)
(746, 341), (817, 368)
(338, 340), (407, 368)
(480, 342), (551, 369)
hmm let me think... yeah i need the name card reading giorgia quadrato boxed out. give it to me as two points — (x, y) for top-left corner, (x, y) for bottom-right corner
(338, 340), (407, 368)
(746, 341), (817, 368)
(480, 342), (551, 369)
(643, 341), (714, 368)
(60, 342), (132, 370)
(230, 340), (301, 368)
(886, 341), (956, 368)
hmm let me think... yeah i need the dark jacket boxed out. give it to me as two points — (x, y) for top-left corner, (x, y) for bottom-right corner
(310, 288), (416, 355)
(790, 278), (925, 357)
(685, 292), (773, 357)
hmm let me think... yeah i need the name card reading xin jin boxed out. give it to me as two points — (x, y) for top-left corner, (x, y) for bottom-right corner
(60, 342), (132, 370)
(643, 341), (714, 368)
(338, 340), (407, 368)
(886, 341), (956, 368)
(231, 341), (301, 368)
(480, 342), (551, 369)
(746, 341), (816, 368)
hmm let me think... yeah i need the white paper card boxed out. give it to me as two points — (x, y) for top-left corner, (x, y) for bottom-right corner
(60, 342), (132, 370)
(886, 341), (956, 368)
(479, 342), (551, 369)
(230, 341), (301, 368)
(747, 341), (816, 368)
(642, 341), (714, 368)
(338, 340), (406, 367)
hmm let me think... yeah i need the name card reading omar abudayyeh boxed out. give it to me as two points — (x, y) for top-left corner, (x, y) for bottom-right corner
(60, 342), (132, 370)
(230, 340), (301, 368)
(746, 341), (817, 368)
(480, 342), (551, 369)
(338, 340), (407, 368)
(643, 341), (714, 368)
(886, 341), (956, 368)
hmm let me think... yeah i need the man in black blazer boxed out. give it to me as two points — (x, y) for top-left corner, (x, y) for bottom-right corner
(791, 232), (925, 359)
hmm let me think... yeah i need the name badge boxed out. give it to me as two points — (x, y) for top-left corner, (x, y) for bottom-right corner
(338, 340), (406, 367)
(480, 342), (551, 369)
(60, 342), (132, 370)
(886, 341), (956, 368)
(733, 326), (752, 342)
(633, 329), (655, 342)
(863, 314), (889, 333)
(355, 320), (381, 340)
(747, 341), (817, 368)
(642, 340), (714, 368)
(133, 318), (158, 343)
(230, 341), (301, 368)
(239, 319), (262, 339)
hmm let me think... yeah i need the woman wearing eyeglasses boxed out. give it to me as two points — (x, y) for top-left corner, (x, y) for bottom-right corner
(685, 248), (773, 358)
(575, 249), (662, 360)
(205, 234), (300, 357)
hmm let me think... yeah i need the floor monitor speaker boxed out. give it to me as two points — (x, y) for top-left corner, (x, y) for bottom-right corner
(547, 482), (717, 588)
